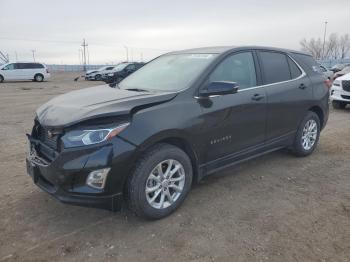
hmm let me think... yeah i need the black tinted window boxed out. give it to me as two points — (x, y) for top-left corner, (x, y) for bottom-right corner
(291, 53), (319, 75)
(209, 52), (257, 89)
(127, 64), (136, 70)
(287, 57), (302, 78)
(17, 63), (29, 69)
(20, 63), (44, 69)
(259, 52), (291, 84)
(34, 63), (44, 68)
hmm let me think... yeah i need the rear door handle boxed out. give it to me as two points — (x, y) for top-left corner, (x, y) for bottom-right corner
(251, 94), (265, 101)
(299, 83), (307, 89)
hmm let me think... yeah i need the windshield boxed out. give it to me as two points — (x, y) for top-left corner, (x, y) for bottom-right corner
(118, 53), (217, 92)
(114, 63), (129, 71)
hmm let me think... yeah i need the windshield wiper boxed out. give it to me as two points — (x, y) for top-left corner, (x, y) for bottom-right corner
(125, 88), (150, 92)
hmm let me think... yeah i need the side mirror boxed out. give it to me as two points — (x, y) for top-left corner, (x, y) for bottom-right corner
(199, 81), (239, 97)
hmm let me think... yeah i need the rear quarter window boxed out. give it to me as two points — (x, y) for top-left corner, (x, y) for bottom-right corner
(291, 53), (320, 76)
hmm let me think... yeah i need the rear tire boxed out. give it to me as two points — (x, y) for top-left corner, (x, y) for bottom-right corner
(332, 100), (347, 109)
(291, 111), (320, 157)
(34, 74), (44, 82)
(0, 75), (3, 83)
(127, 143), (193, 220)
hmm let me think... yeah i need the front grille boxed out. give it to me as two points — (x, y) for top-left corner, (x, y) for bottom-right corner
(341, 95), (350, 100)
(38, 125), (59, 150)
(342, 80), (350, 92)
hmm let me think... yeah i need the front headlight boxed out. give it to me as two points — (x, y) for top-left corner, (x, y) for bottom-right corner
(62, 123), (129, 148)
(333, 80), (341, 87)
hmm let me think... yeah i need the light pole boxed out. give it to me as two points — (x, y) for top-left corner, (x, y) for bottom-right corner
(31, 50), (36, 62)
(124, 45), (129, 61)
(322, 21), (328, 59)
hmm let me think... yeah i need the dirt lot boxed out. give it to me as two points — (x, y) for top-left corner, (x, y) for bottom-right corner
(0, 72), (349, 262)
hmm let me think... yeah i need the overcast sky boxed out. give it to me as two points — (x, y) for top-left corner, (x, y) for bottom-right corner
(0, 0), (349, 64)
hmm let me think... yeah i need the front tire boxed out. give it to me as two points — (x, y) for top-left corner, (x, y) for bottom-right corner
(332, 100), (347, 109)
(0, 75), (3, 83)
(291, 111), (320, 157)
(127, 144), (193, 220)
(34, 74), (44, 82)
(95, 74), (102, 81)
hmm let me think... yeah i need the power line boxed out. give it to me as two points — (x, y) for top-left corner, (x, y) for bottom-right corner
(0, 36), (173, 52)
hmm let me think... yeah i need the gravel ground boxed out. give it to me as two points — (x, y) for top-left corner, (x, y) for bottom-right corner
(0, 72), (349, 262)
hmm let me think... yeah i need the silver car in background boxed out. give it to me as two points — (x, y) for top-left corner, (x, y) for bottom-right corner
(85, 66), (116, 81)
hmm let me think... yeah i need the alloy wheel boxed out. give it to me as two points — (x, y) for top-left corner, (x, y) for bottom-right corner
(145, 159), (185, 209)
(301, 119), (317, 150)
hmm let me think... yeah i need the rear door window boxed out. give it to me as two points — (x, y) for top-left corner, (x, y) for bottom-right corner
(15, 63), (26, 69)
(209, 52), (257, 89)
(259, 51), (291, 84)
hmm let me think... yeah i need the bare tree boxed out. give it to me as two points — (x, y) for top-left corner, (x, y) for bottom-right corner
(327, 33), (340, 59)
(339, 34), (350, 59)
(300, 37), (323, 59)
(300, 33), (350, 59)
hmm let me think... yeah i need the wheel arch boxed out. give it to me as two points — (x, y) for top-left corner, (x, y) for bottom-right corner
(308, 105), (324, 129)
(34, 73), (44, 80)
(123, 131), (201, 193)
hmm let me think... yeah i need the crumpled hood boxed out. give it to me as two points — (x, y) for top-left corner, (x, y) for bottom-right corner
(36, 85), (177, 128)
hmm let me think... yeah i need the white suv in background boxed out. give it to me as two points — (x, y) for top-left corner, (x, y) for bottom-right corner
(0, 62), (50, 82)
(330, 73), (350, 109)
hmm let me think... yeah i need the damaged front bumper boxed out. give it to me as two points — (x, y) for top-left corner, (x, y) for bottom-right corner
(26, 134), (136, 211)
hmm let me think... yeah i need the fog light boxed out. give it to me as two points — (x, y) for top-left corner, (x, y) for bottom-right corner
(86, 168), (110, 189)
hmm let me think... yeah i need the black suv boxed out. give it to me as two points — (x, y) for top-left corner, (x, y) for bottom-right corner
(102, 62), (145, 84)
(26, 46), (329, 219)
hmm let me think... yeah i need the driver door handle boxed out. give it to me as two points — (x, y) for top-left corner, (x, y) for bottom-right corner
(251, 94), (265, 101)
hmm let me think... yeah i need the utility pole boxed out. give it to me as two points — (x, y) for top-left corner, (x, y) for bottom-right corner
(322, 21), (328, 59)
(31, 50), (36, 62)
(81, 39), (88, 72)
(15, 51), (18, 61)
(124, 45), (129, 62)
(140, 52), (143, 62)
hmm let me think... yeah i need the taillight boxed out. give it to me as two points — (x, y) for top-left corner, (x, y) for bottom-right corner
(324, 79), (332, 89)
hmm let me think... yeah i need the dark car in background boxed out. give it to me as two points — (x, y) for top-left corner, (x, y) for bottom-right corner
(26, 46), (329, 219)
(102, 62), (145, 84)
